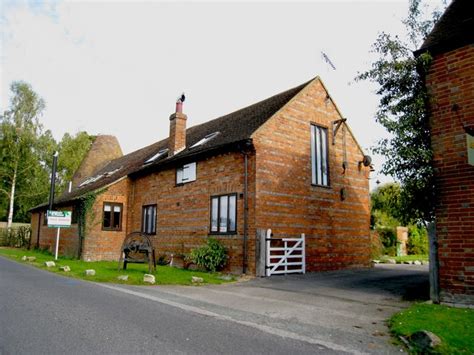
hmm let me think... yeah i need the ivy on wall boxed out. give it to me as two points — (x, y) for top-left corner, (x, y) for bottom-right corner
(76, 188), (106, 258)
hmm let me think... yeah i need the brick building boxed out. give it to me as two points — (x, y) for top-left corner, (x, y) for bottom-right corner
(415, 0), (474, 305)
(30, 76), (372, 274)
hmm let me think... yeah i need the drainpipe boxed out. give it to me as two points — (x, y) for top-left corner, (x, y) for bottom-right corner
(242, 152), (249, 274)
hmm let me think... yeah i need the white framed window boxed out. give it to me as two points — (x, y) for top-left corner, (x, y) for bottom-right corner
(210, 193), (237, 234)
(176, 162), (196, 184)
(311, 124), (329, 186)
(102, 202), (122, 231)
(142, 204), (157, 235)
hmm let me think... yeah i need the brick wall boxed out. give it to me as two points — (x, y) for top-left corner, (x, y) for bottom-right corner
(82, 178), (131, 261)
(427, 44), (474, 305)
(252, 78), (371, 271)
(129, 152), (255, 274)
(31, 208), (80, 257)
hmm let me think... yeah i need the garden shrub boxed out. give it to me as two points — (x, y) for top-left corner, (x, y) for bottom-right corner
(190, 238), (227, 272)
(0, 226), (31, 248)
(407, 225), (429, 255)
(376, 227), (397, 256)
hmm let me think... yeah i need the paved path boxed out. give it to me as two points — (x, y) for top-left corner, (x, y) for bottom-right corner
(0, 256), (428, 354)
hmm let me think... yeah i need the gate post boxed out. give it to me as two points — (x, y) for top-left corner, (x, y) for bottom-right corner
(256, 229), (267, 277)
(301, 233), (306, 274)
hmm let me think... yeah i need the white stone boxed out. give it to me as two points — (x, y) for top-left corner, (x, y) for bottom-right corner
(218, 275), (233, 281)
(117, 275), (129, 281)
(422, 260), (430, 265)
(387, 259), (396, 264)
(85, 269), (96, 276)
(414, 260), (422, 265)
(45, 261), (56, 268)
(192, 276), (204, 283)
(60, 266), (71, 272)
(21, 256), (27, 261)
(143, 274), (155, 284)
(26, 256), (36, 262)
(372, 260), (381, 264)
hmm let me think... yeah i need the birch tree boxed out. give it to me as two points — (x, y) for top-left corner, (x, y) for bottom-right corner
(0, 82), (50, 228)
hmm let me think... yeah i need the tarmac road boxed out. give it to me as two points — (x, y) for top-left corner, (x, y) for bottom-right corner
(0, 256), (428, 354)
(0, 256), (338, 354)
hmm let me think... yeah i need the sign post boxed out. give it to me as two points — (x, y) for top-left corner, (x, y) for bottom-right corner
(47, 211), (72, 260)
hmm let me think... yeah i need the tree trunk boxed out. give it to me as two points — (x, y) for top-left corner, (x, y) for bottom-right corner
(7, 161), (18, 230)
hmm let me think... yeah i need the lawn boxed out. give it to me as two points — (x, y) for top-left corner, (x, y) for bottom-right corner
(390, 303), (474, 354)
(0, 247), (234, 286)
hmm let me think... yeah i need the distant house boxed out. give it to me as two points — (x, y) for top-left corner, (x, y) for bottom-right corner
(30, 77), (371, 274)
(415, 0), (474, 306)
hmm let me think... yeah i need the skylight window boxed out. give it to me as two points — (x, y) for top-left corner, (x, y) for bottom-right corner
(190, 132), (220, 149)
(78, 166), (122, 188)
(144, 148), (169, 165)
(104, 167), (121, 177)
(79, 174), (103, 187)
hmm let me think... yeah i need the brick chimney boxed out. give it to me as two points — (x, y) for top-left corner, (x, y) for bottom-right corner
(169, 96), (187, 156)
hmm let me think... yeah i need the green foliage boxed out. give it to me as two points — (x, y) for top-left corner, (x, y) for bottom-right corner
(0, 81), (54, 224)
(390, 303), (474, 354)
(190, 238), (228, 272)
(407, 225), (429, 255)
(357, 0), (447, 224)
(0, 81), (94, 225)
(0, 226), (31, 247)
(0, 247), (231, 286)
(76, 190), (101, 251)
(56, 132), (95, 194)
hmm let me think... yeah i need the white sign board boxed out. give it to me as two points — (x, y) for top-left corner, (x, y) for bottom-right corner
(468, 133), (474, 166)
(47, 210), (72, 228)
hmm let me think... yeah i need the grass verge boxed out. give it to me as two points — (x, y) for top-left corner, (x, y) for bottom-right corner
(389, 303), (474, 354)
(0, 247), (234, 286)
(380, 255), (429, 263)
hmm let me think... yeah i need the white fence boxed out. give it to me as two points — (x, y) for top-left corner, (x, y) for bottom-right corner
(265, 229), (305, 277)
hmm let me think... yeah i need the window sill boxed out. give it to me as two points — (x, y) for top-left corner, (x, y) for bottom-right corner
(311, 184), (331, 189)
(102, 228), (122, 232)
(175, 181), (196, 187)
(209, 232), (238, 236)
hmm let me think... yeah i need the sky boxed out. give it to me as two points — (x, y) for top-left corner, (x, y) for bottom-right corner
(0, 0), (432, 189)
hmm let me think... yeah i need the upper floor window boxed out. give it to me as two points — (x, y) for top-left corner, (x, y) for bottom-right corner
(177, 162), (196, 184)
(210, 193), (237, 234)
(142, 204), (157, 235)
(102, 202), (122, 231)
(311, 124), (329, 186)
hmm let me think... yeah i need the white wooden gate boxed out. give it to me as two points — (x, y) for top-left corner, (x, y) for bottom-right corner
(265, 229), (305, 276)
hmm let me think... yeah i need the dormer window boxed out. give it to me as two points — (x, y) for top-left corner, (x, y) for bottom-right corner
(144, 148), (169, 164)
(190, 132), (220, 149)
(177, 162), (196, 184)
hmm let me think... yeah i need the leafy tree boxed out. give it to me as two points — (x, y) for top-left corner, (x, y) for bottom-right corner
(371, 182), (403, 226)
(0, 82), (55, 226)
(56, 132), (95, 194)
(357, 0), (447, 225)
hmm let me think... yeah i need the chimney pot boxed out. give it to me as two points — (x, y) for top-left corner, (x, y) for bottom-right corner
(176, 101), (183, 113)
